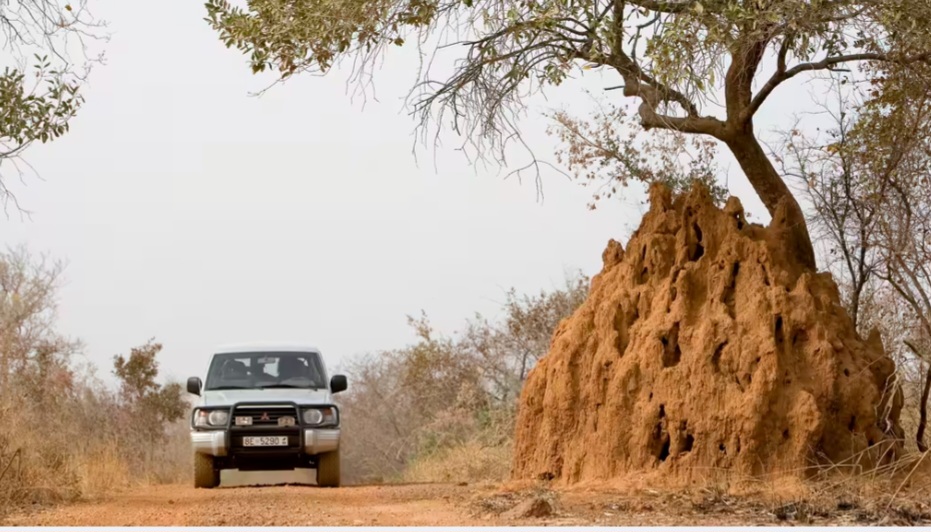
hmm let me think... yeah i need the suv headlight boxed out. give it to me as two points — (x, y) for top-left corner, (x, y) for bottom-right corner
(302, 407), (338, 427)
(194, 408), (229, 428)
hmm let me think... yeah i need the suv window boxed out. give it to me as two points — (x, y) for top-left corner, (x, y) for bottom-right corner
(204, 352), (326, 390)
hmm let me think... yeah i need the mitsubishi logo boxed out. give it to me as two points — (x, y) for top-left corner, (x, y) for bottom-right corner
(260, 412), (270, 421)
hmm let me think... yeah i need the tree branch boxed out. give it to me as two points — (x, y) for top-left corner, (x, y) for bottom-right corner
(607, 47), (703, 117)
(605, 53), (725, 135)
(745, 50), (931, 123)
(626, 0), (694, 14)
(635, 103), (726, 135)
(777, 33), (793, 74)
(725, 35), (771, 123)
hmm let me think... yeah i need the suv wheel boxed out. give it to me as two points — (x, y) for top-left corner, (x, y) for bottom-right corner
(194, 453), (220, 489)
(316, 450), (341, 487)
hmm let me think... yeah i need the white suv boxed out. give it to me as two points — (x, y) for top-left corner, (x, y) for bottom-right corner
(186, 343), (348, 488)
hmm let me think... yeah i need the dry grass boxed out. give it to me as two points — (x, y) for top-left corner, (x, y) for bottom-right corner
(70, 443), (132, 498)
(467, 453), (931, 526)
(403, 439), (512, 484)
(0, 387), (191, 514)
(433, 423), (931, 524)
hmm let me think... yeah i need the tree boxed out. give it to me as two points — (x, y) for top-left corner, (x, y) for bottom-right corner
(113, 339), (186, 441)
(338, 314), (486, 480)
(0, 0), (107, 210)
(0, 244), (79, 401)
(868, 84), (931, 452)
(206, 0), (931, 269)
(793, 61), (931, 451)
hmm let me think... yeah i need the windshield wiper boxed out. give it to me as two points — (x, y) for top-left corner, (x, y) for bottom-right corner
(261, 383), (319, 389)
(207, 385), (251, 390)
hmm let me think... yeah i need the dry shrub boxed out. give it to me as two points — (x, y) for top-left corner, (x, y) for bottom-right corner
(404, 390), (516, 484)
(403, 439), (512, 484)
(337, 272), (588, 485)
(71, 443), (131, 498)
(0, 368), (191, 511)
(0, 246), (189, 513)
(142, 419), (193, 485)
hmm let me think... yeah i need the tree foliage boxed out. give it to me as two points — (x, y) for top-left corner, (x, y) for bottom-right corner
(206, 0), (931, 269)
(0, 0), (107, 209)
(547, 92), (726, 207)
(113, 339), (187, 442)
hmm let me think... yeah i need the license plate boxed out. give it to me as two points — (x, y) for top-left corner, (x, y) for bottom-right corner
(242, 436), (289, 447)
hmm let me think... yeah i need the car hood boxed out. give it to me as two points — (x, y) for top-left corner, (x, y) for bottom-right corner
(200, 388), (332, 407)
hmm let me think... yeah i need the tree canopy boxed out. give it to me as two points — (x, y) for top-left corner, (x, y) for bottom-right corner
(206, 0), (931, 269)
(0, 0), (106, 209)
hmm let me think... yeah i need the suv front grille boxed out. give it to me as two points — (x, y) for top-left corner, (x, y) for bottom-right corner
(231, 404), (299, 426)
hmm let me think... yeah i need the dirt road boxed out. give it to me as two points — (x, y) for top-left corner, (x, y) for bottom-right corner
(4, 484), (480, 527)
(4, 469), (931, 526)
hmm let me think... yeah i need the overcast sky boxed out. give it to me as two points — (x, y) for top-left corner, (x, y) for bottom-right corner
(1, 0), (827, 386)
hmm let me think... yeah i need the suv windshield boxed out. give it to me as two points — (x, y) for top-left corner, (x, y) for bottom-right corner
(204, 351), (327, 391)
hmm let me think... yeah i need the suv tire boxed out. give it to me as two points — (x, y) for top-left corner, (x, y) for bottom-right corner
(316, 450), (341, 487)
(194, 453), (220, 489)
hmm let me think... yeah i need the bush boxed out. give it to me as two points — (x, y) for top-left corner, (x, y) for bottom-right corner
(0, 246), (189, 511)
(337, 271), (589, 484)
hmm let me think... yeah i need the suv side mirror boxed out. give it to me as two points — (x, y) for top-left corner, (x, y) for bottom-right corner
(330, 374), (347, 394)
(187, 377), (202, 396)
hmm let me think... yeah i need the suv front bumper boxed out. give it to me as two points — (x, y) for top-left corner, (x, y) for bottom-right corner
(191, 428), (340, 457)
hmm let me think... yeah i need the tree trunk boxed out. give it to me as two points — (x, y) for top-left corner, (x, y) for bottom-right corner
(724, 130), (817, 270)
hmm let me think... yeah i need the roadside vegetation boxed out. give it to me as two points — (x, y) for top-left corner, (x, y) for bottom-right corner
(337, 273), (589, 484)
(0, 245), (188, 512)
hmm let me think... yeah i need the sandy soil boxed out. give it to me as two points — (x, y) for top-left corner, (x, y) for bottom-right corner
(4, 469), (931, 526)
